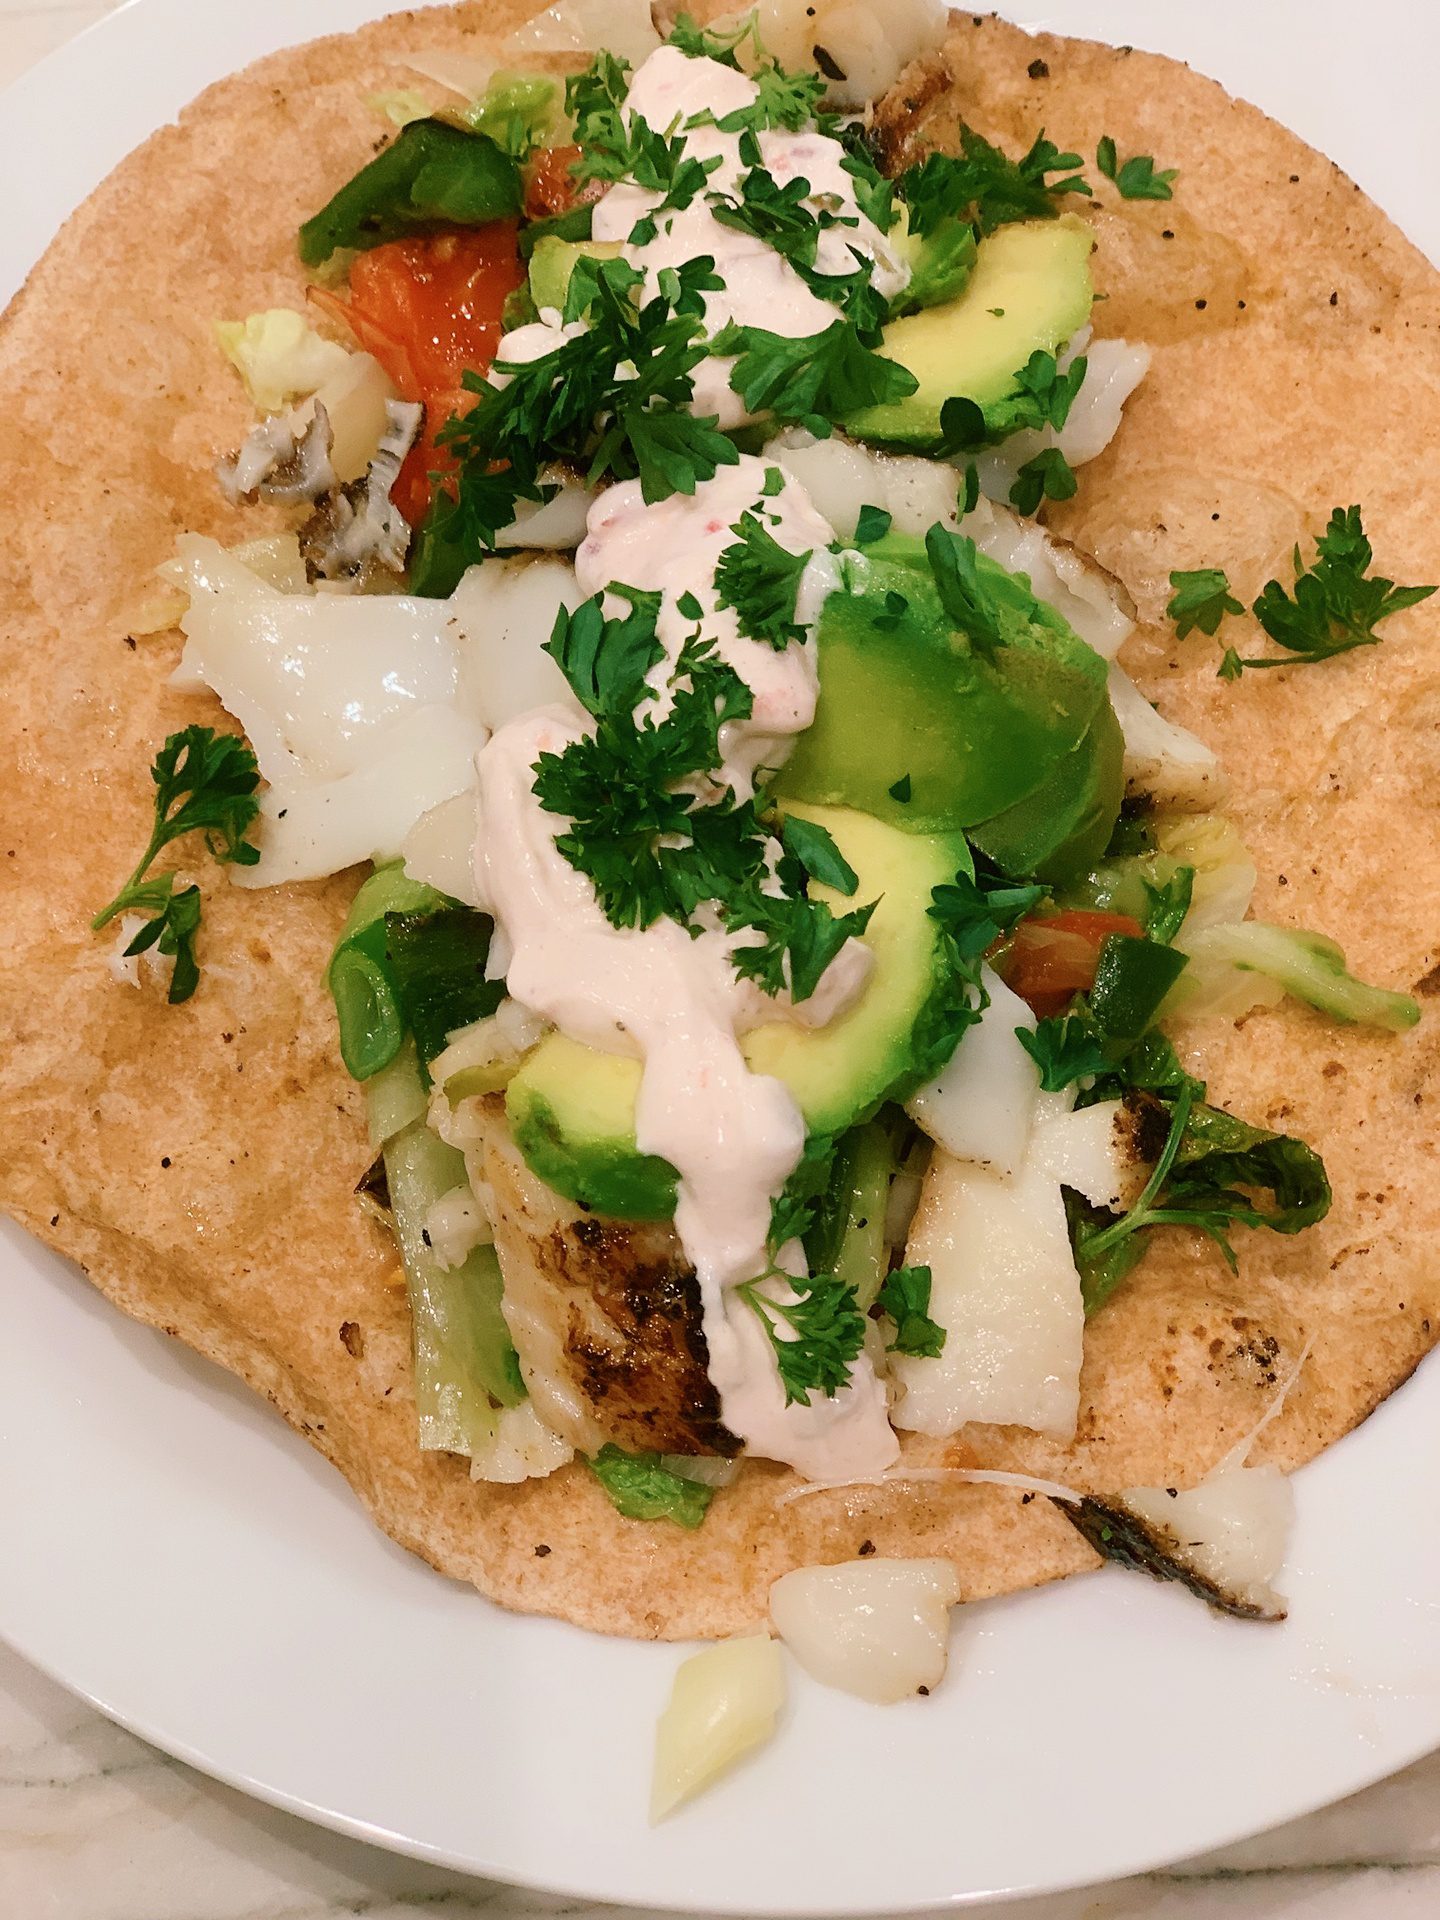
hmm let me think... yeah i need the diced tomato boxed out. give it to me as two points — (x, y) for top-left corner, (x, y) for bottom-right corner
(310, 224), (527, 524)
(523, 144), (603, 219)
(311, 224), (527, 402)
(999, 910), (1146, 1020)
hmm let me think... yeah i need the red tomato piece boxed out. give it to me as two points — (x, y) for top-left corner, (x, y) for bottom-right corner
(999, 910), (1145, 1020)
(523, 145), (604, 219)
(311, 224), (527, 402)
(391, 386), (469, 529)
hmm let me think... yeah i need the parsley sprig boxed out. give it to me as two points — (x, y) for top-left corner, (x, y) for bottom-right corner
(899, 129), (1091, 242)
(1095, 136), (1177, 201)
(737, 1270), (867, 1404)
(1017, 1012), (1109, 1091)
(714, 317), (919, 436)
(92, 727), (261, 1004)
(1169, 508), (1436, 674)
(714, 507), (811, 648)
(876, 1264), (946, 1358)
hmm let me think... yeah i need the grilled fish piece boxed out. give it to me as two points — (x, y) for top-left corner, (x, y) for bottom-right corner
(476, 1099), (740, 1460)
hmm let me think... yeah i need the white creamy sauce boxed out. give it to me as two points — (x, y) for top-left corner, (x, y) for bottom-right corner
(584, 46), (909, 428)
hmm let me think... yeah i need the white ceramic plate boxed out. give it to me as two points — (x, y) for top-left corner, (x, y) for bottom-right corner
(3, 3), (1438, 1910)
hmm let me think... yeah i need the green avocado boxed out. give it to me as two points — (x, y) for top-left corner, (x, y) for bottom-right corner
(969, 693), (1124, 884)
(526, 234), (622, 313)
(844, 218), (1095, 449)
(774, 535), (1108, 835)
(504, 802), (971, 1219)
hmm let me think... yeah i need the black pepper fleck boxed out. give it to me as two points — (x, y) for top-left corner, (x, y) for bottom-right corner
(1027, 57), (1049, 78)
(858, 1539), (876, 1556)
(160, 1156), (172, 1169)
(535, 1543), (552, 1557)
(1195, 298), (1208, 310)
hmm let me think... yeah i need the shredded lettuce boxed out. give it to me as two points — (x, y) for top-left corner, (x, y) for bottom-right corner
(587, 1444), (717, 1528)
(214, 310), (350, 414)
(366, 87), (432, 127)
(1174, 922), (1420, 1033)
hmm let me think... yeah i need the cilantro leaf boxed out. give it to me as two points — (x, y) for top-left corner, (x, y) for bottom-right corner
(1167, 567), (1244, 639)
(92, 727), (261, 1005)
(739, 1272), (867, 1404)
(924, 525), (1007, 660)
(876, 1264), (946, 1358)
(780, 815), (859, 895)
(587, 1444), (715, 1528)
(1232, 505), (1437, 673)
(716, 318), (918, 436)
(1096, 136), (1177, 201)
(714, 508), (811, 648)
(1009, 446), (1077, 516)
(898, 128), (1090, 242)
(543, 586), (664, 719)
(1017, 1012), (1109, 1091)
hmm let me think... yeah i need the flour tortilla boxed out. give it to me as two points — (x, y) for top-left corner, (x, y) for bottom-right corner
(1, 6), (1437, 1639)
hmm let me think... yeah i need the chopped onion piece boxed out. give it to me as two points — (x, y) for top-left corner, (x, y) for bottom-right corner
(228, 533), (308, 594)
(1108, 665), (1227, 811)
(402, 792), (483, 906)
(651, 1637), (784, 1822)
(658, 1454), (742, 1489)
(496, 470), (595, 550)
(769, 1558), (960, 1703)
(311, 351), (400, 485)
(469, 1400), (574, 1485)
(428, 1001), (548, 1104)
(401, 46), (497, 100)
(1121, 1465), (1294, 1621)
(905, 967), (1038, 1179)
(505, 0), (660, 63)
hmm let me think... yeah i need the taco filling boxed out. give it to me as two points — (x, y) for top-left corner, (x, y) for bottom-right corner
(7, 0), (1438, 1786)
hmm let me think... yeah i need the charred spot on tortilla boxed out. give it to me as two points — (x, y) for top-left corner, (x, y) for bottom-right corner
(1062, 1496), (1285, 1622)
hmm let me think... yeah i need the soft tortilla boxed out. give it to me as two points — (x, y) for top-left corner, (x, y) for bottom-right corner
(1, 6), (1436, 1638)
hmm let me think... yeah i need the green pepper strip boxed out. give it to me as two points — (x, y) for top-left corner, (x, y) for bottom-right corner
(327, 864), (447, 1081)
(1088, 934), (1189, 1040)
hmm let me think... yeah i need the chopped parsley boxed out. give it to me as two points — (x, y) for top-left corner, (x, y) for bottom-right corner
(908, 870), (1047, 1083)
(924, 525), (1007, 660)
(92, 727), (261, 1004)
(737, 1271), (867, 1404)
(888, 773), (913, 803)
(1167, 567), (1244, 638)
(853, 503), (893, 546)
(899, 128), (1090, 241)
(714, 507), (811, 648)
(714, 317), (919, 437)
(1009, 446), (1078, 516)
(1095, 136), (1177, 201)
(1017, 1012), (1109, 1091)
(1141, 866), (1194, 946)
(938, 348), (1087, 454)
(876, 1264), (946, 1358)
(779, 815), (859, 895)
(1226, 505), (1437, 675)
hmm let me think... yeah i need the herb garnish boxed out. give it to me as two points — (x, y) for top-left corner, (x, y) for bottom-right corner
(876, 1264), (947, 1358)
(924, 526), (1007, 660)
(1171, 510), (1435, 673)
(1095, 136), (1177, 201)
(714, 317), (919, 436)
(1010, 446), (1078, 516)
(1017, 1012), (1109, 1091)
(1167, 567), (1244, 638)
(899, 129), (1091, 240)
(92, 727), (261, 1004)
(714, 507), (812, 648)
(737, 1271), (867, 1404)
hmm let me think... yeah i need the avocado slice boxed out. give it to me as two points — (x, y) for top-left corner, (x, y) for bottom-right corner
(527, 234), (623, 313)
(774, 536), (1108, 834)
(504, 802), (971, 1219)
(844, 218), (1094, 450)
(969, 692), (1124, 885)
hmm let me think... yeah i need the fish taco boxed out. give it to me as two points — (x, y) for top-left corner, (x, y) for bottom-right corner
(2, 0), (1438, 1731)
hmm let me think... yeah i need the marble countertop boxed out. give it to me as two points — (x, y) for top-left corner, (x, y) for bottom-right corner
(6, 3), (1440, 1915)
